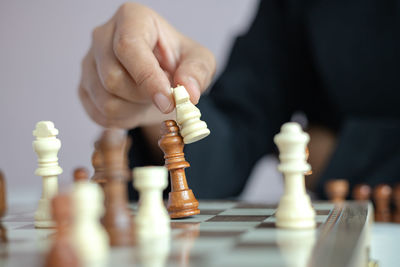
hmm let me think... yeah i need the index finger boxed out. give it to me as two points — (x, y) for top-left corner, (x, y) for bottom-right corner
(113, 4), (174, 113)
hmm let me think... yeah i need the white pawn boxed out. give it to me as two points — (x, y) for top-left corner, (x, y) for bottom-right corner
(274, 122), (316, 229)
(71, 182), (109, 267)
(133, 166), (170, 238)
(32, 121), (62, 228)
(173, 85), (210, 144)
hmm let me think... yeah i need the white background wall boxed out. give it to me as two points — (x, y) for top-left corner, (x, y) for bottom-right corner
(0, 0), (259, 204)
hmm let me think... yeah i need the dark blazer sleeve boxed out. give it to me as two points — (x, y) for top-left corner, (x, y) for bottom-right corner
(129, 1), (296, 199)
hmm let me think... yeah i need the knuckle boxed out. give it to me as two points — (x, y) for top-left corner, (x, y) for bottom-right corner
(114, 35), (136, 58)
(102, 98), (120, 118)
(103, 69), (122, 94)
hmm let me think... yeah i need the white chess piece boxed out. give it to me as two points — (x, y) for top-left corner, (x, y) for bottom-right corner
(274, 122), (316, 229)
(173, 85), (210, 144)
(133, 166), (170, 238)
(32, 121), (62, 228)
(71, 182), (109, 267)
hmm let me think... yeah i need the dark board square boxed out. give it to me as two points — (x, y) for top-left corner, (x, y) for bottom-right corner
(316, 209), (331, 215)
(207, 215), (269, 222)
(256, 222), (276, 228)
(235, 203), (277, 209)
(234, 242), (278, 249)
(199, 209), (225, 215)
(199, 230), (245, 238)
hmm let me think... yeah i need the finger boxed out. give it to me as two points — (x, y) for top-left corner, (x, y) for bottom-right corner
(79, 84), (146, 129)
(113, 4), (174, 113)
(92, 23), (148, 103)
(82, 51), (147, 121)
(173, 40), (216, 104)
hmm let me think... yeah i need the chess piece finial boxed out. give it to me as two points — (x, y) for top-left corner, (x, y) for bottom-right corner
(0, 170), (6, 219)
(33, 121), (62, 228)
(99, 129), (134, 246)
(173, 85), (210, 144)
(325, 179), (349, 202)
(71, 182), (109, 267)
(158, 120), (200, 218)
(45, 193), (80, 267)
(274, 122), (316, 229)
(73, 167), (89, 183)
(373, 184), (392, 222)
(393, 184), (400, 223)
(133, 166), (170, 238)
(352, 184), (371, 201)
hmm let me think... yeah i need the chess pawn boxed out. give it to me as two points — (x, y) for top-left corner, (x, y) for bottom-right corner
(71, 182), (109, 267)
(33, 121), (63, 228)
(274, 122), (316, 229)
(0, 170), (6, 218)
(45, 194), (80, 267)
(91, 141), (107, 189)
(99, 129), (129, 182)
(158, 120), (200, 218)
(133, 166), (170, 238)
(103, 181), (135, 246)
(325, 179), (349, 202)
(373, 184), (392, 222)
(173, 85), (210, 144)
(392, 184), (400, 223)
(352, 184), (372, 201)
(73, 167), (89, 183)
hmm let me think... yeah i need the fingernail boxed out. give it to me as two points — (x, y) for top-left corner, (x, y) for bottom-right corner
(187, 77), (201, 104)
(153, 92), (172, 113)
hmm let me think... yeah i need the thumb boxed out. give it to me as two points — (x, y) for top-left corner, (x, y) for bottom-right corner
(173, 42), (216, 104)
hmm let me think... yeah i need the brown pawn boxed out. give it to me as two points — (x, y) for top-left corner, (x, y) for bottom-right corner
(91, 141), (107, 189)
(73, 167), (89, 183)
(325, 179), (349, 203)
(0, 170), (7, 243)
(352, 184), (372, 201)
(392, 184), (400, 223)
(45, 194), (80, 267)
(0, 170), (6, 218)
(373, 184), (392, 222)
(99, 129), (134, 246)
(158, 120), (200, 218)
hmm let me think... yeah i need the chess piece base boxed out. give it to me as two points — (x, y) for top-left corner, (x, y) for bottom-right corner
(35, 199), (55, 228)
(167, 190), (200, 218)
(183, 128), (210, 144)
(276, 195), (316, 229)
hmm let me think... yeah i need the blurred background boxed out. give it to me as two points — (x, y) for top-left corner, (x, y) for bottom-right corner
(0, 0), (259, 204)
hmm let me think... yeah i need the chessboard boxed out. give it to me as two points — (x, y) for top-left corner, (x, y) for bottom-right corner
(1, 200), (372, 267)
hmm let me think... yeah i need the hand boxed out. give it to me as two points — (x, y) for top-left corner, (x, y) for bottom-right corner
(79, 3), (216, 128)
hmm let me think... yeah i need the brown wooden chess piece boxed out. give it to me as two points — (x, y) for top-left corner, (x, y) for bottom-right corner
(45, 193), (80, 267)
(91, 141), (107, 189)
(373, 184), (392, 222)
(0, 170), (7, 243)
(352, 184), (372, 201)
(325, 179), (349, 203)
(158, 120), (200, 218)
(99, 129), (134, 246)
(73, 167), (89, 183)
(0, 170), (6, 218)
(392, 184), (400, 223)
